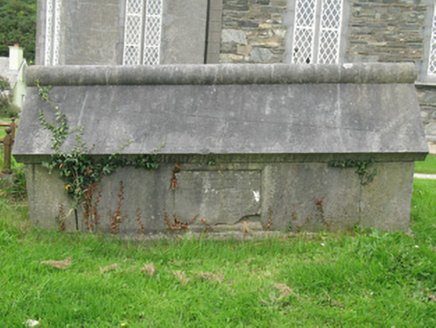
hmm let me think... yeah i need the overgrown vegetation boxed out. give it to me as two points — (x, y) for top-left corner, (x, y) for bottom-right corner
(0, 0), (36, 62)
(0, 179), (435, 326)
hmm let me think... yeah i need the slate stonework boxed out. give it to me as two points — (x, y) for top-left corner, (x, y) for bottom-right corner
(346, 0), (427, 63)
(220, 0), (287, 63)
(219, 0), (436, 148)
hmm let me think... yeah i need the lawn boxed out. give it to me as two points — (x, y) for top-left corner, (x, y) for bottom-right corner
(0, 176), (435, 327)
(415, 154), (436, 174)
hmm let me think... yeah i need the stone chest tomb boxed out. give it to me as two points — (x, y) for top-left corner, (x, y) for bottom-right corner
(13, 63), (428, 234)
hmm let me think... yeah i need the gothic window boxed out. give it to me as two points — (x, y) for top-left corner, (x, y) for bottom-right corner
(44, 0), (62, 65)
(291, 0), (344, 64)
(123, 0), (163, 65)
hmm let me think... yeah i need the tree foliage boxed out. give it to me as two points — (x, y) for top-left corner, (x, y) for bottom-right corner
(0, 0), (36, 62)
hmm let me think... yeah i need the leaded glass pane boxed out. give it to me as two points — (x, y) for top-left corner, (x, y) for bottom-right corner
(124, 46), (141, 66)
(320, 0), (342, 29)
(293, 28), (314, 64)
(123, 0), (144, 65)
(292, 0), (317, 64)
(427, 9), (436, 75)
(143, 0), (163, 65)
(127, 0), (143, 14)
(318, 30), (340, 64)
(292, 0), (343, 64)
(295, 0), (316, 27)
(318, 0), (343, 64)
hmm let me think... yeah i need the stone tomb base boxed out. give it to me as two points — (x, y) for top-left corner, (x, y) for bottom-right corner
(25, 156), (415, 234)
(14, 63), (428, 234)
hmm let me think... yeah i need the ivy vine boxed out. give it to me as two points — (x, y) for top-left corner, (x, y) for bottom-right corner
(36, 80), (162, 209)
(328, 159), (377, 186)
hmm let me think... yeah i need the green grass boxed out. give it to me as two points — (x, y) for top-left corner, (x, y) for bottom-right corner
(415, 154), (436, 174)
(0, 180), (435, 327)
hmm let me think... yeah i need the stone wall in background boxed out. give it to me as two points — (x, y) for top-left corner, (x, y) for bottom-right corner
(346, 0), (426, 63)
(220, 0), (288, 63)
(219, 0), (436, 151)
(219, 0), (428, 65)
(417, 87), (436, 152)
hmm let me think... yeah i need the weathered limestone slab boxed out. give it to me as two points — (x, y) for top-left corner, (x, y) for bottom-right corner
(19, 63), (425, 157)
(14, 64), (428, 234)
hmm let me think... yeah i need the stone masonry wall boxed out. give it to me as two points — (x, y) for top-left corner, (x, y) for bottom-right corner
(219, 0), (436, 149)
(220, 0), (429, 65)
(346, 0), (427, 63)
(220, 0), (288, 63)
(417, 87), (436, 151)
